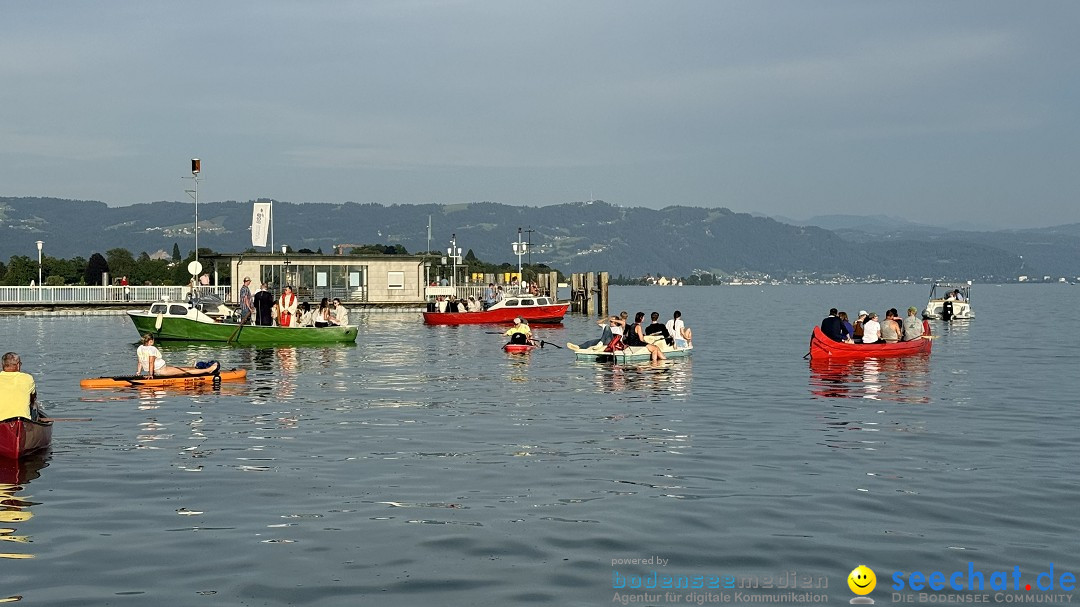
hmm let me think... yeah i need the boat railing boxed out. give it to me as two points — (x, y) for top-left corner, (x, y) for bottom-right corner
(0, 285), (232, 306)
(423, 285), (549, 301)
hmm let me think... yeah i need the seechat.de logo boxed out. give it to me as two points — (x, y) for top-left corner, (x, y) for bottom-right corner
(848, 565), (877, 604)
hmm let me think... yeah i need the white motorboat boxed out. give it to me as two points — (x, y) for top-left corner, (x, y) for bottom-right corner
(922, 282), (973, 320)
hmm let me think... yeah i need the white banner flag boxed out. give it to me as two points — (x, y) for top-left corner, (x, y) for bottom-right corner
(251, 202), (271, 247)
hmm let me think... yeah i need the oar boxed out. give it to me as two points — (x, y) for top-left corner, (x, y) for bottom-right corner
(227, 322), (244, 344)
(538, 340), (562, 349)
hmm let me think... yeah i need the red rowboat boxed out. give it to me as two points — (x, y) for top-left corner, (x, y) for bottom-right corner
(424, 295), (568, 325)
(808, 326), (932, 360)
(0, 417), (54, 460)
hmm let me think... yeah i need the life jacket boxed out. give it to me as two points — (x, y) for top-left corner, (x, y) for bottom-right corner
(604, 335), (625, 352)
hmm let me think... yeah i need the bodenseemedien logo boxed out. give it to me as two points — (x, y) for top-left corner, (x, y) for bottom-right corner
(848, 565), (876, 604)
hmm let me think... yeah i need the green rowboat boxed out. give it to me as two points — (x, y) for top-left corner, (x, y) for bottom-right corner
(127, 299), (357, 345)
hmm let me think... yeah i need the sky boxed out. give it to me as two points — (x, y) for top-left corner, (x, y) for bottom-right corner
(3, 1), (1078, 229)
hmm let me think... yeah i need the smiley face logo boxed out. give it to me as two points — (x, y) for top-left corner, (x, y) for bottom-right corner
(848, 565), (876, 595)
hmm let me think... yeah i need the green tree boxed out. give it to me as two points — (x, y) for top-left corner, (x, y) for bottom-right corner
(2, 255), (36, 285)
(106, 248), (136, 284)
(85, 253), (109, 285)
(172, 243), (182, 261)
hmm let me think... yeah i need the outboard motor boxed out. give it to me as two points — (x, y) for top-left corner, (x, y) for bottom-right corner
(941, 300), (953, 322)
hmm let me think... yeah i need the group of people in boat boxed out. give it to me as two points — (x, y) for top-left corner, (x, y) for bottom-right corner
(238, 278), (349, 328)
(433, 282), (548, 313)
(0, 351), (43, 421)
(821, 307), (929, 344)
(574, 310), (693, 362)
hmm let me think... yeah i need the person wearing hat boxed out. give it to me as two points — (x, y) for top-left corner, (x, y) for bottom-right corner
(852, 311), (868, 343)
(902, 307), (923, 341)
(505, 317), (533, 345)
(238, 276), (254, 324)
(861, 312), (882, 344)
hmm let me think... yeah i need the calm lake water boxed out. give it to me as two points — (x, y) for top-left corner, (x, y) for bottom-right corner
(3, 284), (1079, 606)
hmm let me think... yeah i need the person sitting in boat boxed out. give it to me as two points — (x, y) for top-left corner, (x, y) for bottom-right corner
(861, 312), (882, 344)
(644, 311), (674, 346)
(821, 308), (850, 342)
(0, 352), (40, 421)
(294, 301), (313, 327)
(623, 312), (667, 361)
(137, 334), (218, 379)
(313, 298), (331, 328)
(838, 312), (855, 343)
(881, 309), (902, 343)
(505, 317), (534, 345)
(902, 307), (924, 341)
(665, 310), (692, 347)
(330, 298), (349, 326)
(953, 289), (965, 302)
(278, 286), (298, 326)
(852, 311), (868, 343)
(573, 316), (615, 350)
(467, 296), (480, 312)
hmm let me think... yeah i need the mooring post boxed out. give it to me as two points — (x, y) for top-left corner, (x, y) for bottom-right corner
(585, 272), (595, 316)
(599, 271), (609, 316)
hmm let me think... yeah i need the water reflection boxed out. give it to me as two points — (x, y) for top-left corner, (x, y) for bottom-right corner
(0, 452), (49, 574)
(582, 359), (693, 398)
(808, 356), (931, 403)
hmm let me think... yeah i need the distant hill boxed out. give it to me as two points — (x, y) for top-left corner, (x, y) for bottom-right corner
(2, 196), (1076, 280)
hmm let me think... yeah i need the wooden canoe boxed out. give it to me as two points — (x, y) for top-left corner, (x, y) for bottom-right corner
(809, 326), (932, 360)
(0, 417), (53, 460)
(80, 368), (247, 389)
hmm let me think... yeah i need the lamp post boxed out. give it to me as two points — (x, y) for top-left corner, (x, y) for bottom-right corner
(446, 234), (462, 288)
(512, 227), (528, 290)
(281, 244), (290, 287)
(185, 159), (201, 277)
(36, 240), (43, 298)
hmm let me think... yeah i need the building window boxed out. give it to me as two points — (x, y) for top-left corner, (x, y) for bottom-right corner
(388, 271), (405, 290)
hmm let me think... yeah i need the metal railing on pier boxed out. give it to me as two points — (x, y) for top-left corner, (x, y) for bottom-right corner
(0, 285), (232, 306)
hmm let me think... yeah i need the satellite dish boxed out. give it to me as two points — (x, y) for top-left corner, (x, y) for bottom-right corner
(187, 260), (204, 276)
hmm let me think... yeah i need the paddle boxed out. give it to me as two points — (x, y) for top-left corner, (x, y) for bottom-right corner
(538, 340), (562, 349)
(227, 322), (244, 344)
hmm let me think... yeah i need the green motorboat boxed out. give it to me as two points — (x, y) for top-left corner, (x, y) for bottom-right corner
(127, 296), (357, 345)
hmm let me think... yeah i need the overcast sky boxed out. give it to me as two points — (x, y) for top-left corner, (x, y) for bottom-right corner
(3, 1), (1077, 229)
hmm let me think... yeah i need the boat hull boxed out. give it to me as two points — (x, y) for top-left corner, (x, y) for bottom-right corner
(80, 368), (247, 389)
(809, 326), (931, 360)
(0, 417), (53, 460)
(423, 304), (568, 325)
(571, 338), (693, 362)
(128, 312), (357, 344)
(503, 343), (536, 354)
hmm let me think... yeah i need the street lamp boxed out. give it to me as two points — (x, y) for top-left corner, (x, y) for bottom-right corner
(446, 234), (463, 287)
(511, 227), (528, 289)
(281, 245), (290, 287)
(35, 240), (43, 294)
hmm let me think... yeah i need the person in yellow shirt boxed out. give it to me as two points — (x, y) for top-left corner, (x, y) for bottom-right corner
(0, 352), (39, 420)
(504, 317), (535, 345)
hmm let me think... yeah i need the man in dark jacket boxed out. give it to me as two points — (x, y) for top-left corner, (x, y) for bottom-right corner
(821, 308), (849, 342)
(253, 283), (275, 326)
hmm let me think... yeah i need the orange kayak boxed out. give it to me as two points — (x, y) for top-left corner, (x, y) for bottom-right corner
(80, 368), (247, 389)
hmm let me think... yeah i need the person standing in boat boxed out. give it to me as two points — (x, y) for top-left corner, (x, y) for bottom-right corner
(505, 317), (534, 345)
(238, 277), (254, 324)
(278, 286), (298, 326)
(253, 282), (274, 326)
(136, 335), (217, 378)
(330, 298), (349, 326)
(0, 352), (40, 421)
